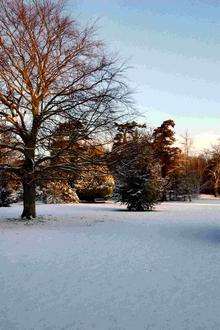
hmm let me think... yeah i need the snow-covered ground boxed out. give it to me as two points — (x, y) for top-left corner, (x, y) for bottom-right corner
(1, 200), (220, 330)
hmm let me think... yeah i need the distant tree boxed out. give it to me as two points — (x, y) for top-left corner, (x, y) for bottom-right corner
(167, 134), (201, 201)
(152, 119), (180, 178)
(180, 131), (193, 175)
(189, 155), (207, 192)
(168, 170), (199, 201)
(205, 144), (220, 197)
(152, 119), (180, 200)
(113, 121), (146, 147)
(0, 0), (131, 218)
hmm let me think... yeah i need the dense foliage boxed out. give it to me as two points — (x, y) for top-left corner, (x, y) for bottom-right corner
(110, 123), (164, 211)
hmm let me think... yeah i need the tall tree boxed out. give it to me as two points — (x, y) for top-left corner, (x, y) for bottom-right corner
(0, 0), (130, 218)
(152, 119), (180, 178)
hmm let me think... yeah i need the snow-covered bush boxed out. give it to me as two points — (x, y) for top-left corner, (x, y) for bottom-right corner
(42, 181), (79, 204)
(75, 166), (115, 202)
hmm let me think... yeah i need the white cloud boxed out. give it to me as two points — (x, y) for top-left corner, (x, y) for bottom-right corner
(176, 132), (220, 153)
(193, 132), (220, 152)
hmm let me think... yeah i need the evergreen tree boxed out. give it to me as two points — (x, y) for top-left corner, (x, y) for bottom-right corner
(152, 119), (180, 178)
(152, 119), (181, 200)
(110, 123), (163, 211)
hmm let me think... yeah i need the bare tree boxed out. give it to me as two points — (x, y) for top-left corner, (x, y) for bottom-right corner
(0, 0), (131, 218)
(181, 130), (193, 176)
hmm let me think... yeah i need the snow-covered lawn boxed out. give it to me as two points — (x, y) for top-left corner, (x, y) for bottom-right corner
(1, 200), (220, 330)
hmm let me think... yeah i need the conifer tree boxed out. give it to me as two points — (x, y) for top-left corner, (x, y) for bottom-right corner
(152, 119), (180, 178)
(110, 123), (163, 211)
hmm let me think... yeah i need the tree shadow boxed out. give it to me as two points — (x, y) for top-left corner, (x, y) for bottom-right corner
(161, 224), (220, 245)
(109, 208), (159, 213)
(185, 227), (220, 244)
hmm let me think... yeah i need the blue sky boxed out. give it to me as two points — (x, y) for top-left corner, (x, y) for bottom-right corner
(68, 0), (220, 150)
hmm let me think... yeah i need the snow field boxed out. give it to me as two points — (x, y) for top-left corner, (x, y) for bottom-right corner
(0, 201), (220, 329)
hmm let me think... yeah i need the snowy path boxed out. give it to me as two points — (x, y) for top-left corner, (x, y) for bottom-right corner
(1, 201), (220, 329)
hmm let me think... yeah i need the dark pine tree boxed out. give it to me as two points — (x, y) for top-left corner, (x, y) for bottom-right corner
(110, 122), (163, 211)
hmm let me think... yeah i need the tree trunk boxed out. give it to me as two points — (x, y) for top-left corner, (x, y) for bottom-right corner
(21, 138), (37, 219)
(21, 176), (36, 219)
